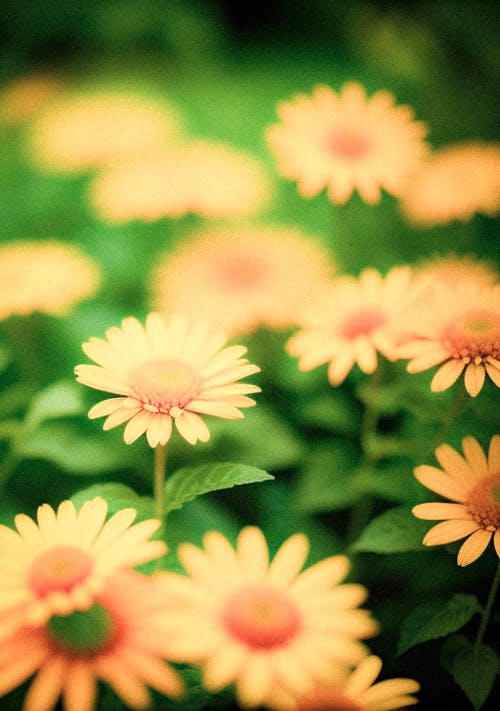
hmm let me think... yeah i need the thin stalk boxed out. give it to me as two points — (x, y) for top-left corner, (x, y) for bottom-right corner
(474, 560), (500, 655)
(153, 444), (167, 523)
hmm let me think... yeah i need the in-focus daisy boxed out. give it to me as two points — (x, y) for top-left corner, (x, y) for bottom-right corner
(287, 266), (415, 385)
(413, 435), (500, 566)
(75, 313), (260, 446)
(0, 570), (184, 711)
(266, 82), (428, 204)
(89, 139), (271, 223)
(400, 142), (500, 226)
(162, 526), (378, 709)
(151, 226), (336, 336)
(268, 655), (420, 711)
(0, 240), (100, 320)
(398, 282), (500, 396)
(0, 72), (63, 124)
(0, 497), (165, 631)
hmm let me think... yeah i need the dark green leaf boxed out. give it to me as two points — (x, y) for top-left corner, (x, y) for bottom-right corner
(441, 634), (498, 710)
(351, 505), (429, 553)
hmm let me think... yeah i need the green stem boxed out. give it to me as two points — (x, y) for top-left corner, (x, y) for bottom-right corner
(474, 560), (500, 654)
(153, 444), (167, 522)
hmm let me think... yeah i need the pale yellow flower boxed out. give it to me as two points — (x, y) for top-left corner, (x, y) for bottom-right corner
(414, 253), (498, 293)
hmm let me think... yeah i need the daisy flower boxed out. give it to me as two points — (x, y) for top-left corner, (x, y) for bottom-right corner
(75, 313), (260, 447)
(414, 253), (498, 293)
(0, 570), (184, 711)
(413, 436), (500, 566)
(0, 497), (166, 633)
(266, 82), (428, 205)
(287, 266), (415, 386)
(398, 282), (500, 396)
(0, 240), (100, 320)
(151, 226), (336, 336)
(162, 526), (378, 709)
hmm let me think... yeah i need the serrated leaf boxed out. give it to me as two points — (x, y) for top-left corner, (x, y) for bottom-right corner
(351, 505), (429, 553)
(163, 462), (273, 515)
(398, 594), (481, 655)
(441, 634), (498, 710)
(71, 483), (155, 521)
(24, 380), (84, 429)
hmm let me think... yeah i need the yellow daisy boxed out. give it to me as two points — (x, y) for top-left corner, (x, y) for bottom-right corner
(266, 81), (428, 204)
(0, 497), (166, 631)
(414, 253), (498, 292)
(287, 266), (415, 386)
(75, 313), (260, 446)
(0, 570), (184, 711)
(413, 435), (500, 566)
(162, 526), (378, 709)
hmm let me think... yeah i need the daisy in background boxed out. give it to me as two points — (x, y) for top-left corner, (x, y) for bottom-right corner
(0, 570), (184, 711)
(413, 435), (500, 566)
(413, 253), (498, 293)
(0, 72), (63, 124)
(151, 226), (336, 337)
(287, 265), (416, 386)
(266, 81), (428, 205)
(161, 526), (378, 709)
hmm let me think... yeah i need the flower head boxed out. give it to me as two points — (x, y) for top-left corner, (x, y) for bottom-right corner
(0, 72), (63, 124)
(162, 526), (378, 709)
(0, 571), (184, 711)
(413, 435), (500, 566)
(287, 266), (415, 385)
(0, 240), (100, 320)
(0, 497), (166, 632)
(266, 82), (428, 204)
(151, 226), (336, 336)
(414, 253), (498, 293)
(75, 313), (260, 447)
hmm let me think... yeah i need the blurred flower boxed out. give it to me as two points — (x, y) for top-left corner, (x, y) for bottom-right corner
(0, 497), (165, 632)
(75, 313), (260, 447)
(268, 655), (420, 711)
(0, 72), (63, 124)
(287, 266), (415, 385)
(0, 240), (100, 320)
(400, 142), (500, 226)
(413, 435), (500, 566)
(28, 91), (181, 173)
(266, 82), (428, 204)
(398, 282), (500, 396)
(0, 570), (184, 711)
(151, 226), (336, 336)
(161, 526), (378, 709)
(89, 139), (272, 222)
(414, 253), (498, 292)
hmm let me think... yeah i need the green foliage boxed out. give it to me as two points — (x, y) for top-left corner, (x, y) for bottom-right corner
(24, 380), (85, 429)
(351, 505), (430, 553)
(441, 634), (498, 710)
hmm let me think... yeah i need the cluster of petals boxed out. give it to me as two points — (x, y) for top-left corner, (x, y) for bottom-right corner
(266, 81), (428, 205)
(413, 435), (500, 566)
(160, 526), (378, 709)
(151, 226), (337, 336)
(75, 313), (260, 447)
(0, 72), (63, 124)
(413, 253), (498, 294)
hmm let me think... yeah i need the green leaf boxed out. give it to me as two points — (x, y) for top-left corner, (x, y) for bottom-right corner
(71, 483), (154, 521)
(352, 460), (420, 504)
(295, 392), (360, 436)
(351, 505), (429, 553)
(441, 634), (498, 710)
(163, 462), (274, 515)
(398, 594), (481, 655)
(24, 380), (85, 430)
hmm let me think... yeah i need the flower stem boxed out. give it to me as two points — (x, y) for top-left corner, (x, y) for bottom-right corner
(474, 560), (500, 655)
(154, 444), (167, 522)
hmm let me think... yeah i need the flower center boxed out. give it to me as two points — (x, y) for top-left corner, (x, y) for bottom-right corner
(442, 309), (500, 364)
(221, 584), (302, 649)
(29, 546), (93, 597)
(47, 603), (116, 656)
(327, 129), (371, 161)
(217, 255), (267, 290)
(466, 474), (500, 531)
(341, 309), (386, 340)
(130, 358), (202, 413)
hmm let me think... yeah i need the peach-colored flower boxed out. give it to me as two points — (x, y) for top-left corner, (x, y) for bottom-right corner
(287, 266), (415, 385)
(266, 82), (428, 204)
(400, 142), (500, 226)
(0, 73), (63, 124)
(89, 139), (271, 222)
(161, 526), (378, 709)
(151, 226), (336, 336)
(28, 91), (181, 173)
(75, 313), (260, 447)
(398, 282), (500, 396)
(0, 571), (184, 711)
(414, 253), (498, 293)
(413, 435), (500, 566)
(0, 240), (100, 320)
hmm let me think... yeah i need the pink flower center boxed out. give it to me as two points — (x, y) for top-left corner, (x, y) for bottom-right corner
(29, 546), (93, 597)
(130, 358), (202, 413)
(442, 309), (500, 364)
(340, 309), (386, 340)
(217, 255), (267, 290)
(466, 474), (500, 531)
(327, 128), (371, 162)
(221, 584), (302, 649)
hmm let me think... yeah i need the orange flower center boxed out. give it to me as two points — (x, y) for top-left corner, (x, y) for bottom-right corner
(296, 688), (363, 711)
(327, 129), (371, 162)
(341, 309), (386, 340)
(221, 584), (302, 649)
(217, 255), (267, 290)
(131, 358), (202, 413)
(466, 474), (500, 531)
(29, 546), (93, 597)
(442, 309), (500, 364)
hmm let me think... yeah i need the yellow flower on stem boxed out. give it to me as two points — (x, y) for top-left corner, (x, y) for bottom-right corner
(413, 435), (500, 566)
(266, 82), (428, 204)
(75, 313), (260, 446)
(161, 526), (378, 709)
(0, 570), (184, 711)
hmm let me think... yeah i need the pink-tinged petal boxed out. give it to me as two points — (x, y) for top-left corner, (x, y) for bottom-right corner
(145, 414), (165, 448)
(237, 527), (269, 581)
(462, 436), (489, 478)
(412, 502), (470, 520)
(75, 364), (131, 396)
(354, 336), (378, 374)
(435, 444), (474, 483)
(344, 655), (382, 696)
(422, 519), (479, 546)
(488, 435), (500, 473)
(174, 411), (210, 444)
(267, 534), (309, 586)
(405, 345), (451, 372)
(431, 359), (466, 392)
(102, 406), (139, 431)
(413, 465), (467, 502)
(327, 350), (356, 385)
(464, 362), (486, 396)
(23, 656), (66, 711)
(123, 411), (155, 445)
(188, 399), (245, 419)
(457, 529), (492, 566)
(88, 397), (127, 419)
(157, 414), (173, 446)
(485, 361), (500, 387)
(61, 660), (96, 711)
